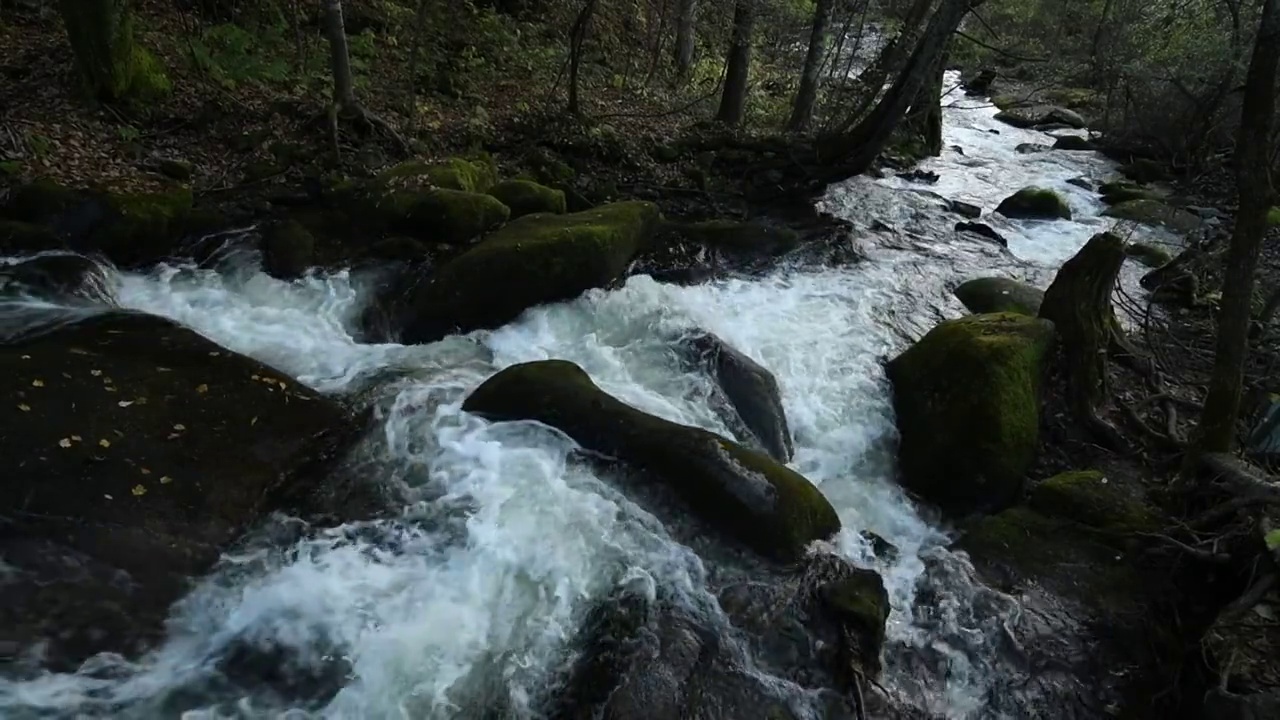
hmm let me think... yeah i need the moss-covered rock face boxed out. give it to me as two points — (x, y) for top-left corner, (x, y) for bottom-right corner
(996, 187), (1072, 220)
(92, 187), (201, 267)
(261, 218), (316, 280)
(0, 220), (59, 254)
(1266, 206), (1280, 227)
(375, 188), (510, 244)
(1027, 470), (1161, 532)
(821, 568), (891, 667)
(1124, 241), (1173, 269)
(3, 178), (84, 222)
(0, 311), (362, 669)
(399, 201), (659, 343)
(886, 313), (1055, 516)
(378, 156), (498, 193)
(1103, 199), (1200, 234)
(462, 359), (840, 560)
(1099, 180), (1161, 205)
(486, 179), (567, 218)
(954, 277), (1044, 316)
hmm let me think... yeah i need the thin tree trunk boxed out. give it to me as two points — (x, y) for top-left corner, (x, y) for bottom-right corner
(405, 0), (430, 122)
(901, 46), (947, 155)
(647, 0), (671, 83)
(827, 0), (978, 173)
(568, 0), (599, 115)
(674, 0), (696, 78)
(1195, 0), (1280, 453)
(836, 0), (935, 134)
(786, 0), (835, 131)
(324, 0), (356, 107)
(58, 0), (168, 103)
(716, 0), (755, 125)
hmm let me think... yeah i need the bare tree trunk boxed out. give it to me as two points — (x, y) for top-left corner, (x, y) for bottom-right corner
(324, 0), (357, 107)
(901, 46), (947, 155)
(568, 0), (599, 115)
(786, 0), (834, 131)
(826, 0), (978, 172)
(674, 0), (696, 78)
(58, 0), (168, 103)
(405, 0), (430, 123)
(835, 0), (935, 134)
(716, 0), (755, 125)
(1195, 0), (1280, 453)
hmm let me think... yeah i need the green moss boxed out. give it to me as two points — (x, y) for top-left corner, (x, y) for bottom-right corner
(1028, 470), (1161, 532)
(954, 277), (1044, 316)
(886, 313), (1055, 515)
(1124, 242), (1173, 269)
(379, 156), (498, 193)
(822, 570), (890, 654)
(996, 186), (1072, 220)
(1100, 183), (1160, 205)
(5, 178), (81, 222)
(461, 359), (840, 560)
(60, 2), (169, 103)
(0, 160), (22, 177)
(1103, 199), (1200, 233)
(0, 220), (59, 253)
(486, 179), (567, 218)
(1043, 87), (1097, 109)
(400, 201), (660, 343)
(91, 187), (197, 266)
(991, 93), (1031, 110)
(376, 188), (510, 244)
(1267, 206), (1280, 227)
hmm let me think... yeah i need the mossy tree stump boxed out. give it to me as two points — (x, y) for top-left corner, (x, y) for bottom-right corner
(57, 0), (170, 104)
(1039, 231), (1129, 447)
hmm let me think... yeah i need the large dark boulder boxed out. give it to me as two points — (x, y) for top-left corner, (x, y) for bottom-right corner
(954, 277), (1044, 316)
(996, 186), (1072, 220)
(0, 311), (364, 669)
(399, 201), (659, 344)
(676, 331), (793, 462)
(462, 360), (839, 560)
(887, 313), (1055, 516)
(0, 252), (116, 304)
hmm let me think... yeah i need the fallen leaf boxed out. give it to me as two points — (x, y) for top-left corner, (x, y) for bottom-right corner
(71, 435), (81, 442)
(31, 379), (44, 387)
(104, 494), (113, 500)
(117, 400), (134, 408)
(140, 467), (152, 475)
(251, 416), (258, 426)
(58, 438), (72, 448)
(131, 484), (146, 496)
(98, 439), (111, 448)
(90, 369), (102, 376)
(17, 403), (30, 412)
(196, 384), (209, 393)
(160, 476), (173, 484)
(20, 355), (31, 360)
(173, 423), (186, 431)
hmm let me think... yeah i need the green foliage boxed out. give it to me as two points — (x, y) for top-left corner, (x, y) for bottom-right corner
(188, 22), (293, 89)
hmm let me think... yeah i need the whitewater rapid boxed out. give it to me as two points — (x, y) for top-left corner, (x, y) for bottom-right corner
(0, 75), (1176, 719)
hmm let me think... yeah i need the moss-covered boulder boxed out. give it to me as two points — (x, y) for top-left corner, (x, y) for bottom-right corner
(375, 188), (510, 244)
(1099, 181), (1161, 205)
(676, 330), (793, 463)
(1268, 206), (1280, 227)
(486, 179), (567, 218)
(91, 187), (225, 267)
(0, 311), (363, 669)
(3, 177), (83, 222)
(378, 155), (498, 193)
(886, 313), (1055, 516)
(462, 360), (840, 560)
(996, 187), (1072, 220)
(954, 277), (1044, 316)
(261, 218), (316, 280)
(1124, 241), (1173, 269)
(0, 220), (59, 254)
(1027, 470), (1161, 532)
(399, 201), (659, 344)
(1103, 199), (1200, 233)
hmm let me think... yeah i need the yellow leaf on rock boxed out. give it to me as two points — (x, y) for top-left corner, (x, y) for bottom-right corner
(98, 439), (110, 448)
(31, 379), (44, 387)
(196, 384), (209, 393)
(160, 476), (173, 484)
(131, 484), (146, 496)
(58, 438), (72, 448)
(17, 403), (30, 412)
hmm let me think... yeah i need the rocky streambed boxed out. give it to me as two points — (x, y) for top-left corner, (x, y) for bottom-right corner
(0, 73), (1224, 719)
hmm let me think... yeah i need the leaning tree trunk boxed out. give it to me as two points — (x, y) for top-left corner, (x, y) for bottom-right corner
(900, 46), (948, 156)
(716, 0), (755, 126)
(674, 0), (697, 78)
(825, 0), (978, 173)
(1196, 0), (1280, 454)
(836, 0), (935, 132)
(786, 0), (835, 131)
(57, 0), (168, 103)
(1039, 231), (1129, 449)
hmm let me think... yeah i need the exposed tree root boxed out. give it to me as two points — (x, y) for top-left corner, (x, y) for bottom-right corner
(326, 101), (412, 161)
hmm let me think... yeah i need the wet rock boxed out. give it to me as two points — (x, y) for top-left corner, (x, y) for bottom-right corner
(0, 252), (115, 304)
(1032, 122), (1073, 132)
(887, 313), (1055, 516)
(1124, 241), (1173, 269)
(486, 179), (567, 218)
(630, 218), (800, 285)
(1027, 471), (1160, 532)
(0, 311), (363, 669)
(1053, 135), (1095, 151)
(949, 200), (982, 219)
(676, 330), (793, 462)
(949, 144), (965, 155)
(954, 277), (1044, 316)
(261, 218), (315, 280)
(995, 106), (1086, 130)
(1099, 180), (1161, 205)
(962, 68), (998, 96)
(1104, 199), (1201, 234)
(994, 109), (1040, 129)
(996, 187), (1072, 220)
(1046, 107), (1087, 128)
(0, 220), (59, 254)
(899, 169), (939, 184)
(376, 188), (511, 244)
(1015, 143), (1052, 154)
(398, 201), (659, 344)
(955, 221), (1008, 246)
(90, 187), (227, 268)
(1120, 158), (1168, 183)
(462, 360), (839, 560)
(1067, 176), (1095, 190)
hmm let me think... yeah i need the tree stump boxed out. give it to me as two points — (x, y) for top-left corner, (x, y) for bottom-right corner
(1039, 231), (1129, 448)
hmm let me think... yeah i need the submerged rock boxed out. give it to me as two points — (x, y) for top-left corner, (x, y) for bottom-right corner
(1067, 176), (1094, 190)
(948, 200), (982, 219)
(1124, 241), (1174, 269)
(1104, 199), (1200, 234)
(886, 313), (1055, 516)
(996, 186), (1072, 220)
(955, 221), (1008, 246)
(398, 201), (659, 344)
(0, 252), (116, 304)
(462, 359), (839, 560)
(486, 179), (567, 218)
(0, 311), (364, 669)
(1015, 143), (1051, 154)
(676, 330), (793, 462)
(954, 276), (1044, 316)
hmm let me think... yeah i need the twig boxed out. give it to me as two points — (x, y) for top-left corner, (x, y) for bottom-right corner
(953, 31), (1048, 63)
(1137, 531), (1234, 563)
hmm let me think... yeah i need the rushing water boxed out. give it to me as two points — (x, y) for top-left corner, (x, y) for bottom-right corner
(0, 75), (1176, 719)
